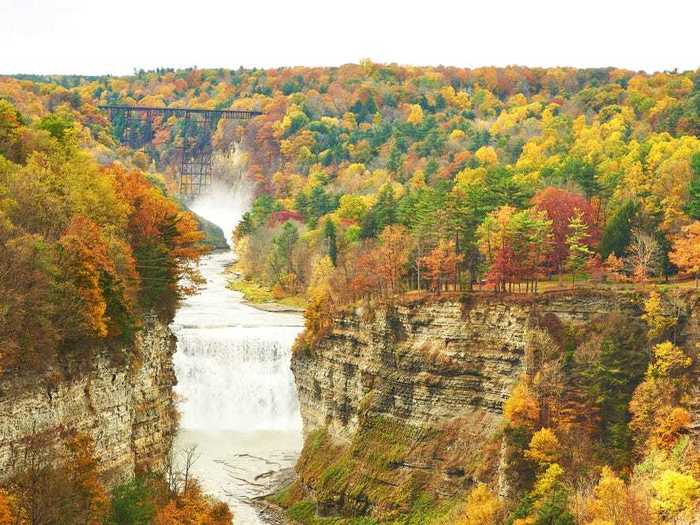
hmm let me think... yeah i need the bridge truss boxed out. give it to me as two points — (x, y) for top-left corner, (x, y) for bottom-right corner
(99, 105), (261, 198)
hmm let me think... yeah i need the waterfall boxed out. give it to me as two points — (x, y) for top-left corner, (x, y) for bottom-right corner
(174, 322), (302, 431)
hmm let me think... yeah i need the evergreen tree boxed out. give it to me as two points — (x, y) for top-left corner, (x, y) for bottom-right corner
(577, 315), (649, 469)
(236, 212), (254, 237)
(251, 194), (279, 225)
(565, 210), (593, 288)
(269, 221), (299, 281)
(599, 200), (639, 258)
(361, 185), (397, 238)
(107, 477), (155, 525)
(387, 145), (403, 174)
(297, 186), (339, 227)
(324, 218), (337, 266)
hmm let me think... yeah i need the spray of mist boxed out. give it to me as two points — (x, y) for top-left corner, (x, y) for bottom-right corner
(188, 148), (254, 246)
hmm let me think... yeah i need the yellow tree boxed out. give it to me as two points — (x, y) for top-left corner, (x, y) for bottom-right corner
(669, 221), (700, 287)
(406, 104), (424, 125)
(302, 256), (336, 345)
(475, 146), (498, 166)
(525, 428), (561, 465)
(457, 484), (503, 525)
(641, 291), (676, 341)
(652, 470), (700, 521)
(504, 381), (540, 430)
(566, 209), (593, 288)
(584, 466), (654, 525)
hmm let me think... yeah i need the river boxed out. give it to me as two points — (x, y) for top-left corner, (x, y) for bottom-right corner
(170, 192), (304, 524)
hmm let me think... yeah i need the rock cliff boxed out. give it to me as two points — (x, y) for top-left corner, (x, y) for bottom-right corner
(288, 291), (700, 518)
(0, 317), (177, 485)
(292, 292), (640, 444)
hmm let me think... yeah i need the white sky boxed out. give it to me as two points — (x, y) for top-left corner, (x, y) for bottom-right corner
(1, 0), (698, 76)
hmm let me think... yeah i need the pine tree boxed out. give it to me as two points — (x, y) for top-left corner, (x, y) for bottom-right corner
(323, 218), (337, 266)
(565, 209), (593, 288)
(599, 200), (638, 258)
(361, 184), (397, 238)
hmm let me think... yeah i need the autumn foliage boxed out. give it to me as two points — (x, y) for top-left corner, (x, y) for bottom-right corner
(0, 433), (232, 525)
(669, 221), (700, 287)
(498, 300), (700, 525)
(0, 101), (206, 372)
(533, 187), (598, 274)
(2, 63), (700, 525)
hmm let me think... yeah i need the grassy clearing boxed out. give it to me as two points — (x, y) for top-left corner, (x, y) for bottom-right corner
(226, 278), (307, 309)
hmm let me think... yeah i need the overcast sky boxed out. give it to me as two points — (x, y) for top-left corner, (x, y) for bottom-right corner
(1, 0), (698, 76)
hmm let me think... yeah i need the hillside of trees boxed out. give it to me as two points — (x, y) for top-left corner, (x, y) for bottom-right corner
(3, 65), (699, 316)
(0, 91), (209, 373)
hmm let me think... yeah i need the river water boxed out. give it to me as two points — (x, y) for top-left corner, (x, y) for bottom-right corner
(170, 193), (304, 524)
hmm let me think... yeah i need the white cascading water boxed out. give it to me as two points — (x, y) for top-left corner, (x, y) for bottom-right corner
(170, 181), (304, 525)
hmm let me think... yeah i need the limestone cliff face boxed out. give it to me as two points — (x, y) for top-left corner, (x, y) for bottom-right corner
(292, 293), (639, 443)
(289, 291), (700, 519)
(0, 317), (177, 485)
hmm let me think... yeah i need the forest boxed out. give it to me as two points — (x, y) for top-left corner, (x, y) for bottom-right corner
(1, 63), (699, 523)
(3, 65), (700, 312)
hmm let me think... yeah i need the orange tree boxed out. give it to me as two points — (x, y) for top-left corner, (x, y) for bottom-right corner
(669, 221), (700, 287)
(109, 165), (208, 317)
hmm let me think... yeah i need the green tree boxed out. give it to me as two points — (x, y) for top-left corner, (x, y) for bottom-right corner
(38, 113), (74, 141)
(533, 489), (576, 525)
(323, 218), (337, 266)
(387, 144), (403, 174)
(295, 186), (338, 227)
(577, 315), (649, 469)
(599, 200), (638, 258)
(361, 184), (397, 238)
(107, 477), (155, 525)
(268, 221), (299, 282)
(684, 152), (700, 219)
(566, 209), (593, 288)
(251, 194), (280, 226)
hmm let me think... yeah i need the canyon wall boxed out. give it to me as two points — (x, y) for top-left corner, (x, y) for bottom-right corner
(0, 317), (178, 485)
(292, 292), (641, 443)
(289, 290), (700, 518)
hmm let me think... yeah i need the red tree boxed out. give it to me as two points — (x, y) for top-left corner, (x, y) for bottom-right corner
(532, 187), (598, 275)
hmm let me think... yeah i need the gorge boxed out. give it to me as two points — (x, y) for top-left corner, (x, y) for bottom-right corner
(2, 214), (700, 524)
(171, 191), (305, 525)
(2, 61), (700, 524)
(0, 187), (306, 524)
